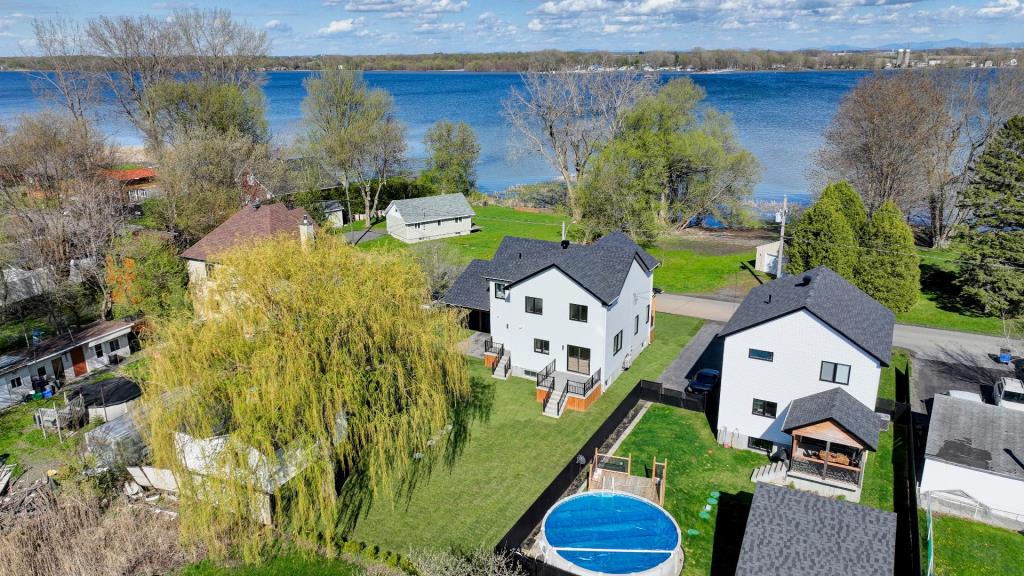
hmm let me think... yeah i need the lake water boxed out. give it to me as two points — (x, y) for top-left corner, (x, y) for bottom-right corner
(0, 70), (872, 200)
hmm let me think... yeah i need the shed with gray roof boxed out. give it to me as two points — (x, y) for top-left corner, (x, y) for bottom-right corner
(720, 266), (895, 365)
(919, 394), (1024, 520)
(736, 483), (896, 576)
(384, 193), (475, 244)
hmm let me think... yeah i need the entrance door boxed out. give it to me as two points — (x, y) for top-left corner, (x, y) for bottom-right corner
(70, 346), (87, 377)
(567, 345), (591, 374)
(50, 358), (66, 382)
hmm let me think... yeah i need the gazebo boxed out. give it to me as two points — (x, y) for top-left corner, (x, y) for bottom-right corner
(782, 387), (881, 490)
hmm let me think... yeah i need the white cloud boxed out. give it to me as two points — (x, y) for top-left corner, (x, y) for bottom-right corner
(978, 0), (1024, 17)
(528, 18), (544, 31)
(910, 25), (930, 33)
(318, 18), (363, 35)
(536, 0), (607, 15)
(265, 19), (292, 33)
(343, 0), (468, 16)
(415, 21), (465, 33)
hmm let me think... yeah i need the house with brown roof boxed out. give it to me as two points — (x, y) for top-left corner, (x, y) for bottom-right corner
(104, 167), (159, 205)
(181, 202), (316, 285)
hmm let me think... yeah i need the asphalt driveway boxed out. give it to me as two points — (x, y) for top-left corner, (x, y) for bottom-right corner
(910, 353), (1017, 415)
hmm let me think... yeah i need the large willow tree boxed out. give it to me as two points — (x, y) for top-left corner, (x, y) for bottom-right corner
(141, 235), (471, 559)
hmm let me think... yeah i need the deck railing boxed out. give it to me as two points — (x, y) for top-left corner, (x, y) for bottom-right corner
(501, 353), (512, 379)
(790, 457), (861, 487)
(556, 386), (568, 416)
(483, 337), (504, 357)
(567, 368), (601, 397)
(536, 359), (556, 389)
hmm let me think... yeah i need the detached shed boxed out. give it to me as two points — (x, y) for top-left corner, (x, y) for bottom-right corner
(755, 240), (786, 275)
(384, 193), (475, 243)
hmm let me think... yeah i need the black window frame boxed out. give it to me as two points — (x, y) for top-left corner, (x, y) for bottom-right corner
(748, 437), (773, 452)
(634, 314), (640, 335)
(748, 349), (774, 362)
(534, 338), (550, 355)
(37, 366), (46, 378)
(569, 303), (588, 323)
(493, 282), (507, 299)
(645, 304), (650, 324)
(108, 337), (121, 353)
(752, 398), (777, 418)
(820, 361), (851, 385)
(10, 376), (22, 388)
(525, 296), (544, 315)
(613, 330), (623, 354)
(94, 344), (104, 358)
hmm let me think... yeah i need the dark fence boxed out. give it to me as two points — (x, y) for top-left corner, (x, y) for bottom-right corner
(892, 362), (922, 576)
(638, 379), (710, 413)
(495, 381), (643, 553)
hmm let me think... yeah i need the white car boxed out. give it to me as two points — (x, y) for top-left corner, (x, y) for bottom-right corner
(994, 377), (1024, 412)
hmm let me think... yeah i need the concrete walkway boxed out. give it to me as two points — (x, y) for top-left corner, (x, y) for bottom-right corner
(344, 228), (385, 244)
(658, 293), (1011, 366)
(657, 321), (724, 392)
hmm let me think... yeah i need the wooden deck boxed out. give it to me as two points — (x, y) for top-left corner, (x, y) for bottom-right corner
(590, 468), (661, 504)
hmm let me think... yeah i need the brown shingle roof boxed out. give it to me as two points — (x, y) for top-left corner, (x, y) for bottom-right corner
(0, 319), (138, 377)
(181, 203), (315, 262)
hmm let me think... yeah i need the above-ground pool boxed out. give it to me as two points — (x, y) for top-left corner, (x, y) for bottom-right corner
(540, 491), (684, 576)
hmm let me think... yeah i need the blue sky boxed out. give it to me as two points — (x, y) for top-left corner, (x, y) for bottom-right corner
(1, 0), (1022, 55)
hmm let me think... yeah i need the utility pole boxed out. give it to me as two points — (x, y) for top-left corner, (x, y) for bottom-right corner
(776, 195), (788, 278)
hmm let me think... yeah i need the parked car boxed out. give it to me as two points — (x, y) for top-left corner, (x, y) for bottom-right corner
(687, 368), (721, 394)
(994, 377), (1024, 412)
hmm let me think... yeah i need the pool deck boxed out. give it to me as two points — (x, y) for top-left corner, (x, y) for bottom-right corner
(589, 469), (661, 504)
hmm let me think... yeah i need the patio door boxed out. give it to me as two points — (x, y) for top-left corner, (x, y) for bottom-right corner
(567, 345), (590, 374)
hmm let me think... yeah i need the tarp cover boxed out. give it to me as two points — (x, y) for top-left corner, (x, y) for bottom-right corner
(77, 377), (141, 407)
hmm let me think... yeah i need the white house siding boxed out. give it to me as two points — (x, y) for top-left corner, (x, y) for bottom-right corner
(186, 259), (209, 284)
(717, 309), (882, 450)
(920, 458), (1024, 519)
(602, 260), (655, 386)
(2, 327), (134, 398)
(386, 208), (472, 244)
(488, 259), (653, 387)
(84, 327), (134, 371)
(490, 268), (607, 381)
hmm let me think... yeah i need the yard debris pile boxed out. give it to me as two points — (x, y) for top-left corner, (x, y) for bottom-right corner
(0, 478), (55, 529)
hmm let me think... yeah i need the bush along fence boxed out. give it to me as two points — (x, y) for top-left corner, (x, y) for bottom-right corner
(500, 379), (713, 575)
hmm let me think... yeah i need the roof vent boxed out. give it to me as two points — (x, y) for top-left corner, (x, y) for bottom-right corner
(765, 294), (772, 304)
(252, 200), (261, 210)
(518, 252), (522, 259)
(798, 274), (812, 286)
(561, 240), (570, 249)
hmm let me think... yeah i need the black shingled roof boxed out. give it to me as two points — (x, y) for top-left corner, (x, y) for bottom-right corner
(783, 387), (882, 451)
(736, 483), (897, 576)
(441, 232), (658, 311)
(719, 267), (895, 365)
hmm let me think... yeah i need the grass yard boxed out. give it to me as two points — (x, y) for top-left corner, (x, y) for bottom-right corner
(922, 512), (1024, 576)
(895, 247), (1002, 336)
(182, 556), (363, 576)
(858, 349), (907, 512)
(349, 313), (704, 552)
(0, 396), (82, 478)
(614, 404), (765, 576)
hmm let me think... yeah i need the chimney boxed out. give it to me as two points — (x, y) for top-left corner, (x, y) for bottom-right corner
(299, 214), (315, 250)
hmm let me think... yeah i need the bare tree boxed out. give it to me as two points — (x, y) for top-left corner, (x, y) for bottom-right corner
(925, 68), (1024, 246)
(83, 8), (269, 150)
(814, 72), (948, 217)
(0, 113), (123, 319)
(503, 70), (655, 218)
(28, 18), (97, 121)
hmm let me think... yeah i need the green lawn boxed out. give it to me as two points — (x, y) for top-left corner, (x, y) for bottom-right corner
(923, 512), (1024, 576)
(896, 246), (1003, 336)
(349, 313), (704, 552)
(859, 349), (907, 512)
(614, 404), (766, 576)
(0, 397), (81, 476)
(182, 556), (363, 576)
(0, 315), (52, 354)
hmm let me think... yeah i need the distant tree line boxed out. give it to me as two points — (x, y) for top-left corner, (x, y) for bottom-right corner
(3, 47), (1021, 74)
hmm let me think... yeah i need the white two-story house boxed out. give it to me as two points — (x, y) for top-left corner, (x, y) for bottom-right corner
(717, 267), (894, 495)
(443, 233), (658, 417)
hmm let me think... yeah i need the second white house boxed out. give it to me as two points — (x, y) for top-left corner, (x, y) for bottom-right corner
(443, 232), (658, 417)
(384, 193), (475, 243)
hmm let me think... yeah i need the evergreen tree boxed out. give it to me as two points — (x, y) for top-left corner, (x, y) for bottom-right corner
(957, 116), (1024, 318)
(785, 196), (858, 278)
(854, 200), (920, 312)
(819, 180), (867, 236)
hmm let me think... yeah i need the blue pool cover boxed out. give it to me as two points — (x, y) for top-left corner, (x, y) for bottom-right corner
(544, 493), (679, 574)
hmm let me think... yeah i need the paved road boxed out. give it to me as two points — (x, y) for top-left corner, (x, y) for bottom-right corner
(344, 229), (385, 244)
(658, 293), (1011, 364)
(657, 321), (724, 392)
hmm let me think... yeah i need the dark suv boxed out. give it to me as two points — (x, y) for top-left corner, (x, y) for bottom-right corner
(687, 368), (721, 394)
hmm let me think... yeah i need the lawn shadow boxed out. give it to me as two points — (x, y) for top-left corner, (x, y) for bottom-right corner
(709, 490), (753, 576)
(919, 262), (984, 316)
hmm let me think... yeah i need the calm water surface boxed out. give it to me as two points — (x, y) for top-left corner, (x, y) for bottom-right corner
(0, 70), (871, 199)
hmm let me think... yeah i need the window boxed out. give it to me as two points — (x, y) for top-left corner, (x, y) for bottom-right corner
(534, 338), (550, 355)
(646, 304), (650, 324)
(493, 282), (507, 299)
(613, 330), (623, 354)
(10, 377), (22, 389)
(569, 303), (588, 322)
(37, 366), (46, 378)
(748, 349), (774, 362)
(567, 345), (591, 374)
(748, 437), (773, 452)
(525, 296), (543, 315)
(820, 361), (851, 384)
(108, 338), (121, 353)
(752, 399), (777, 418)
(94, 344), (104, 358)
(634, 315), (640, 335)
